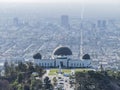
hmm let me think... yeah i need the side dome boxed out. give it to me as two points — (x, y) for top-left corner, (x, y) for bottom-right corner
(33, 53), (42, 59)
(53, 46), (72, 56)
(82, 54), (90, 60)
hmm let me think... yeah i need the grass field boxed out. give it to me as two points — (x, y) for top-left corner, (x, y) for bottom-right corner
(62, 69), (71, 74)
(48, 69), (71, 75)
(48, 68), (93, 75)
(48, 69), (58, 75)
(74, 68), (93, 72)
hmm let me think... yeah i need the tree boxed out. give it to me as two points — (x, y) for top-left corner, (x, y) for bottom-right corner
(34, 65), (45, 77)
(24, 84), (30, 90)
(17, 73), (23, 83)
(75, 70), (120, 90)
(17, 84), (23, 90)
(0, 80), (10, 90)
(53, 77), (57, 86)
(44, 76), (53, 90)
(30, 79), (43, 90)
(26, 62), (35, 73)
(4, 61), (10, 77)
(17, 62), (27, 72)
(1, 61), (47, 90)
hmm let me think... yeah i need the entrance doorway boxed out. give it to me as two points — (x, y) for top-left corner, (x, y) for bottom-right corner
(60, 61), (63, 67)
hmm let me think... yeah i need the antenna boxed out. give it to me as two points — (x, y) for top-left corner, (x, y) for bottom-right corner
(79, 0), (85, 59)
(80, 24), (83, 59)
(80, 0), (85, 20)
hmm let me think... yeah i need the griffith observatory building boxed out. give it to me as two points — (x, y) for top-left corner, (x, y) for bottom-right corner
(33, 46), (91, 68)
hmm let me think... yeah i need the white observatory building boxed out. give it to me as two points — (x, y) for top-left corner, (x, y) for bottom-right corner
(33, 46), (91, 68)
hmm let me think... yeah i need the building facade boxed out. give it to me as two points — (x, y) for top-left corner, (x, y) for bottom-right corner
(33, 46), (91, 68)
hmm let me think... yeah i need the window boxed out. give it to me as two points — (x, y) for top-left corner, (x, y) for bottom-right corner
(80, 63), (81, 67)
(77, 63), (79, 66)
(74, 63), (76, 67)
(71, 63), (73, 67)
(82, 64), (84, 67)
(51, 63), (52, 66)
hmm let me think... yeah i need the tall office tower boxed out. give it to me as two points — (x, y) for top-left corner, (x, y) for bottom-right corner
(102, 20), (107, 28)
(13, 17), (19, 26)
(97, 20), (101, 28)
(61, 15), (70, 29)
(97, 20), (107, 29)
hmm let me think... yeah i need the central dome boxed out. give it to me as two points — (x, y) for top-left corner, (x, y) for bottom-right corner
(82, 54), (90, 60)
(53, 46), (72, 56)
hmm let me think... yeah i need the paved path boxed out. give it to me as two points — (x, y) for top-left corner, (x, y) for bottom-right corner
(43, 69), (75, 90)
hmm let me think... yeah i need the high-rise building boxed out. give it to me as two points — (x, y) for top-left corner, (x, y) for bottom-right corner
(97, 20), (107, 29)
(102, 20), (107, 28)
(13, 17), (19, 26)
(97, 20), (101, 27)
(61, 15), (70, 29)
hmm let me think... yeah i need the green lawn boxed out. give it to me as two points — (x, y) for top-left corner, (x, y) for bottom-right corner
(62, 69), (71, 74)
(48, 69), (71, 75)
(48, 69), (58, 75)
(75, 68), (92, 72)
(48, 69), (93, 75)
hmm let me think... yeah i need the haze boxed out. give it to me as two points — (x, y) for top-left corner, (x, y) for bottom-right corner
(0, 0), (119, 19)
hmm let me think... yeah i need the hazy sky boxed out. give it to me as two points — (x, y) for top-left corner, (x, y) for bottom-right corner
(0, 0), (119, 19)
(0, 0), (119, 4)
